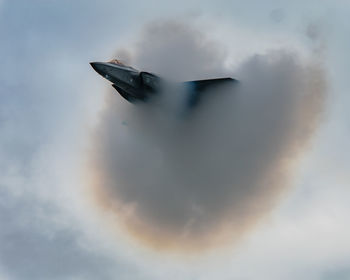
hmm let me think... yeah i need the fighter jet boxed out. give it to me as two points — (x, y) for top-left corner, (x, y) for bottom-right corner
(90, 59), (238, 108)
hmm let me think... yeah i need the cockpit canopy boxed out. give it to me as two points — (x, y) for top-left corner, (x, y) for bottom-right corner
(107, 59), (137, 71)
(108, 59), (125, 66)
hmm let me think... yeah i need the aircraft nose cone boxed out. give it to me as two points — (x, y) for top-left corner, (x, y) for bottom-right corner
(90, 62), (101, 73)
(90, 62), (114, 82)
(90, 62), (110, 79)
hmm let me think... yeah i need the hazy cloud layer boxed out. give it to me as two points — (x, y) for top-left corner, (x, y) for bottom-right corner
(88, 21), (327, 251)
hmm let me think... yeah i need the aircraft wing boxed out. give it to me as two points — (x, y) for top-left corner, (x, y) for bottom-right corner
(184, 78), (238, 108)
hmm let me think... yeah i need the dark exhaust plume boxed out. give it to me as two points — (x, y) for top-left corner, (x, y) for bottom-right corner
(87, 21), (327, 252)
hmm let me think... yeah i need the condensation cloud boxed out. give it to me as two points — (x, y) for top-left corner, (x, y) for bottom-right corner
(87, 21), (327, 252)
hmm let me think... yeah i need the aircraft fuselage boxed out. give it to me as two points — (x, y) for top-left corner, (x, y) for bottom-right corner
(90, 59), (238, 106)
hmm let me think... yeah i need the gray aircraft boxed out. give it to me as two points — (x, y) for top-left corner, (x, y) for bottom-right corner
(90, 59), (238, 108)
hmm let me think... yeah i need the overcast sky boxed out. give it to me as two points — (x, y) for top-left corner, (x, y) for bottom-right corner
(0, 1), (349, 279)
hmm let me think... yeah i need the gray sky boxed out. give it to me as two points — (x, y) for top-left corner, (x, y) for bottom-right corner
(0, 1), (349, 279)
